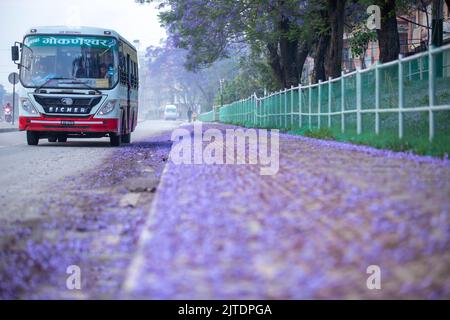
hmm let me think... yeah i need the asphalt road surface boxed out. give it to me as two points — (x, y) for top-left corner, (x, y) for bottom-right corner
(0, 120), (181, 298)
(0, 120), (179, 222)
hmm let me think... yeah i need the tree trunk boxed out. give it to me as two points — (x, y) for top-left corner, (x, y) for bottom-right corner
(432, 0), (444, 47)
(265, 2), (311, 89)
(376, 0), (400, 63)
(267, 42), (284, 87)
(325, 0), (346, 78)
(313, 32), (329, 83)
(297, 41), (310, 83)
(278, 16), (301, 87)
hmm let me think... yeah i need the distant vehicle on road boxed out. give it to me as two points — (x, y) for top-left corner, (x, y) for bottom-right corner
(12, 26), (139, 146)
(163, 105), (178, 120)
(3, 103), (12, 123)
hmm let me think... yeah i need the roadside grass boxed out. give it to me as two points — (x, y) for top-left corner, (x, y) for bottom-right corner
(219, 120), (449, 159)
(286, 127), (449, 158)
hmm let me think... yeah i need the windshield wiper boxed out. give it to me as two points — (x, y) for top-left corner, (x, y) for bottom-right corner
(58, 78), (102, 95)
(34, 77), (67, 92)
(34, 77), (102, 94)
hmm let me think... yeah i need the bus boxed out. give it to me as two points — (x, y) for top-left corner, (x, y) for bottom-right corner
(11, 26), (139, 146)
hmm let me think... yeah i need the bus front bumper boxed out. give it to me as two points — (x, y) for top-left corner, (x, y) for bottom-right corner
(19, 116), (119, 133)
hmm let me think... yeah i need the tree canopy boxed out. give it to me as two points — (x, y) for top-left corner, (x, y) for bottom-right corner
(136, 0), (434, 104)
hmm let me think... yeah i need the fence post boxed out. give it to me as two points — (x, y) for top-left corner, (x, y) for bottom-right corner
(251, 96), (253, 125)
(244, 98), (246, 124)
(284, 88), (287, 129)
(341, 71), (345, 133)
(256, 95), (259, 127)
(269, 95), (272, 128)
(328, 77), (332, 128)
(375, 61), (380, 135)
(253, 94), (255, 126)
(318, 80), (322, 129)
(245, 98), (248, 124)
(428, 46), (435, 142)
(398, 54), (404, 139)
(356, 67), (362, 135)
(247, 98), (249, 124)
(252, 95), (255, 126)
(261, 97), (264, 127)
(265, 96), (268, 128)
(291, 85), (294, 128)
(308, 81), (312, 129)
(236, 100), (238, 124)
(408, 59), (412, 81)
(298, 84), (302, 128)
(256, 94), (259, 127)
(241, 99), (243, 124)
(264, 96), (267, 127)
(419, 56), (423, 80)
(279, 90), (282, 128)
(242, 99), (244, 124)
(247, 97), (250, 124)
(237, 100), (239, 124)
(245, 98), (247, 124)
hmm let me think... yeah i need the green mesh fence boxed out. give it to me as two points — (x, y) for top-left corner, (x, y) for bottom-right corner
(200, 45), (450, 155)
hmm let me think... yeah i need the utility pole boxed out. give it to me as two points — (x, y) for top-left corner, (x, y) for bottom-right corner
(8, 72), (19, 126)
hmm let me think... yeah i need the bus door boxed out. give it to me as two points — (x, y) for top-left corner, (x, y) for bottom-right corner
(126, 53), (131, 133)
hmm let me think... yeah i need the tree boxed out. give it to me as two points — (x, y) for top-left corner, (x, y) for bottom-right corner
(138, 0), (419, 89)
(144, 0), (313, 88)
(375, 0), (400, 63)
(216, 50), (279, 104)
(325, 0), (347, 78)
(144, 41), (239, 114)
(348, 24), (377, 68)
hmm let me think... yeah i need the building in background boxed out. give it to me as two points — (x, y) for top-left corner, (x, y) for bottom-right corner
(344, 2), (449, 72)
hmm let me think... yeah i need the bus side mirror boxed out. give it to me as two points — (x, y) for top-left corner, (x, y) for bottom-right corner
(11, 45), (19, 61)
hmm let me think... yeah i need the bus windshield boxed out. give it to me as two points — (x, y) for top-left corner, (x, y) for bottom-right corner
(20, 35), (118, 89)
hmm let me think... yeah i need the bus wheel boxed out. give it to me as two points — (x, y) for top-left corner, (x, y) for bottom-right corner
(27, 131), (39, 146)
(48, 137), (57, 142)
(121, 132), (131, 144)
(57, 136), (67, 143)
(110, 133), (121, 147)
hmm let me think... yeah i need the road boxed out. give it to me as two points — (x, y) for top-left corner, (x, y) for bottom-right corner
(0, 120), (178, 221)
(0, 120), (180, 298)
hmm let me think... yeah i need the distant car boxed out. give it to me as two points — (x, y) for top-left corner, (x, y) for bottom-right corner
(163, 105), (178, 120)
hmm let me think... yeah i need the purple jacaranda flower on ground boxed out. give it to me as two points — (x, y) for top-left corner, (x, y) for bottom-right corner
(123, 123), (450, 299)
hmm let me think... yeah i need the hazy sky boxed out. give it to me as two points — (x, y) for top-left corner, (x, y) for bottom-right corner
(0, 0), (166, 92)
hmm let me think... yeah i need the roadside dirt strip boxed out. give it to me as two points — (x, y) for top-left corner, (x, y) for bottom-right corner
(123, 123), (450, 299)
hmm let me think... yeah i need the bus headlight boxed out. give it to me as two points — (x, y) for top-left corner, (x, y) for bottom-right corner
(98, 100), (117, 115)
(21, 98), (39, 115)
